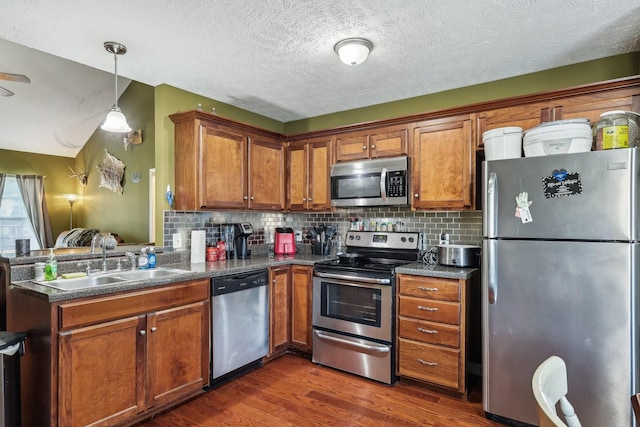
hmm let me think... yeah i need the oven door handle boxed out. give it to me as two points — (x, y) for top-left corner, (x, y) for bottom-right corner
(313, 330), (390, 353)
(313, 271), (391, 285)
(380, 167), (388, 202)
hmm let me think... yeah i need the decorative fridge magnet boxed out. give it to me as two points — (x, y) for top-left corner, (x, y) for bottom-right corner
(515, 192), (533, 223)
(97, 149), (126, 194)
(123, 129), (143, 151)
(542, 168), (582, 199)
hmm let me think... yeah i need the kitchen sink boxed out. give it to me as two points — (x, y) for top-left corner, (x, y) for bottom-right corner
(33, 267), (189, 291)
(35, 275), (128, 291)
(111, 268), (188, 281)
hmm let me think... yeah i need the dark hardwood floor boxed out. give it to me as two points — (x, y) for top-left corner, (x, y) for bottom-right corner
(139, 354), (503, 426)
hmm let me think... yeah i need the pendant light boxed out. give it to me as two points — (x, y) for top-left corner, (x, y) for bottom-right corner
(101, 41), (132, 133)
(334, 38), (373, 66)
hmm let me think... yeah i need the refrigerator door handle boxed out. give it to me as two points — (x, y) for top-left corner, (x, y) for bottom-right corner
(486, 172), (497, 238)
(486, 239), (497, 304)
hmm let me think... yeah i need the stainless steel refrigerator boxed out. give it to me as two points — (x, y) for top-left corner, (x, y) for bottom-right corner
(482, 148), (640, 427)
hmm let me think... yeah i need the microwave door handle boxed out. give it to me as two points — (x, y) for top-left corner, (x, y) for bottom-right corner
(380, 168), (388, 202)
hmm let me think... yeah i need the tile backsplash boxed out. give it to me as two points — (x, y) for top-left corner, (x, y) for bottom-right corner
(163, 207), (482, 255)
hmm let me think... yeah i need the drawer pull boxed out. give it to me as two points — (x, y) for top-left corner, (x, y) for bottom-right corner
(417, 286), (438, 292)
(418, 359), (438, 367)
(417, 327), (438, 334)
(417, 305), (438, 312)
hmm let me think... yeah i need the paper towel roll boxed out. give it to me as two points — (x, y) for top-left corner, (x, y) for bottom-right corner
(190, 230), (206, 263)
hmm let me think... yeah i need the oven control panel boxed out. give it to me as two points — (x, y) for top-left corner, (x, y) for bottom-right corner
(345, 231), (419, 250)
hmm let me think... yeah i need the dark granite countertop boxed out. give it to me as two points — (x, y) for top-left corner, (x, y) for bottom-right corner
(396, 262), (478, 280)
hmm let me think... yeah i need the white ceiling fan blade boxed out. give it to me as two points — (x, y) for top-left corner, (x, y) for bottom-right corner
(0, 86), (15, 96)
(0, 72), (30, 83)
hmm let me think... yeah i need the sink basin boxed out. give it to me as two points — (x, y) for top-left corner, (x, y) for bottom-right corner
(35, 275), (128, 291)
(112, 268), (188, 281)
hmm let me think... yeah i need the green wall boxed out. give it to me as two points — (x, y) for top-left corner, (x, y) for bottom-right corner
(284, 52), (640, 134)
(74, 81), (156, 244)
(0, 150), (75, 245)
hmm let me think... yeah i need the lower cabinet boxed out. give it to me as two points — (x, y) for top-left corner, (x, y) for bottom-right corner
(9, 279), (210, 427)
(268, 264), (313, 358)
(396, 274), (472, 394)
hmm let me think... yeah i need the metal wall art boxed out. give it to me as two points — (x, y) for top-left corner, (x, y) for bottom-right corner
(97, 149), (125, 194)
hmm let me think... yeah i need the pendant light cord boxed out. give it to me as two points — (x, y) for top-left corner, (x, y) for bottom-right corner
(113, 51), (119, 109)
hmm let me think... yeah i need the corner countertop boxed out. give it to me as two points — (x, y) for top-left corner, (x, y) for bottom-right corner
(396, 262), (478, 280)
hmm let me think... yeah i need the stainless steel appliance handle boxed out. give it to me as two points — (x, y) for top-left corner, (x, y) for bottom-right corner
(380, 167), (388, 202)
(313, 330), (390, 353)
(487, 239), (497, 304)
(487, 172), (497, 237)
(313, 271), (391, 285)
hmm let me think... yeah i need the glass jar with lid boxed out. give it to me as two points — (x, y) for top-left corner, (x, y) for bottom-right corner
(595, 111), (629, 150)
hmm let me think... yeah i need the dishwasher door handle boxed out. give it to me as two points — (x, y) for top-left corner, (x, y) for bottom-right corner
(313, 330), (390, 353)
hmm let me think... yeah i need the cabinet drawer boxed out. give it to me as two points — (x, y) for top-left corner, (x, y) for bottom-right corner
(398, 338), (460, 389)
(59, 279), (209, 330)
(398, 296), (460, 325)
(397, 275), (460, 302)
(398, 316), (460, 348)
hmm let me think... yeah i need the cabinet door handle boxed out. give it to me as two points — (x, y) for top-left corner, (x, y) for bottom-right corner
(302, 198), (307, 201)
(362, 145), (367, 150)
(418, 359), (438, 367)
(414, 193), (419, 198)
(272, 279), (277, 284)
(417, 327), (438, 334)
(139, 330), (146, 336)
(150, 327), (157, 332)
(418, 286), (438, 292)
(308, 198), (312, 201)
(243, 196), (248, 200)
(250, 196), (254, 200)
(417, 305), (438, 312)
(371, 144), (376, 149)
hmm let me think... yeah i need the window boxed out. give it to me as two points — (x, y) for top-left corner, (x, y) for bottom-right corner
(0, 176), (41, 255)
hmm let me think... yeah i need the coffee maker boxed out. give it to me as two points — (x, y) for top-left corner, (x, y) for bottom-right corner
(231, 223), (253, 259)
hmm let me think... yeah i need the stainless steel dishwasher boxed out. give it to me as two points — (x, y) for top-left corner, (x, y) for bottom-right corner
(211, 269), (269, 385)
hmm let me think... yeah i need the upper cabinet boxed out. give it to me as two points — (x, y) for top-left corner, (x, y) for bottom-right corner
(411, 115), (473, 210)
(287, 136), (333, 211)
(170, 111), (286, 211)
(335, 125), (408, 162)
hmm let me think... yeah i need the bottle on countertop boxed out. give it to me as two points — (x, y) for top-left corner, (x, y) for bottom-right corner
(147, 247), (156, 269)
(217, 239), (226, 261)
(138, 248), (149, 269)
(44, 248), (57, 281)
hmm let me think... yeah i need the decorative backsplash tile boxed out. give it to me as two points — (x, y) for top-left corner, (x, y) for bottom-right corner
(163, 208), (482, 255)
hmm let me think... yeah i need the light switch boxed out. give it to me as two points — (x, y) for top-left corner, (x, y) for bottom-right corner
(294, 230), (303, 242)
(173, 233), (183, 249)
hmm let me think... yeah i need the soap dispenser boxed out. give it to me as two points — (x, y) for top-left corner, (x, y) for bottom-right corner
(147, 247), (156, 269)
(44, 248), (57, 281)
(138, 248), (149, 269)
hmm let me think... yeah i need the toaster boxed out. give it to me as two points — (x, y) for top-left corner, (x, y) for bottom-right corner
(274, 227), (296, 255)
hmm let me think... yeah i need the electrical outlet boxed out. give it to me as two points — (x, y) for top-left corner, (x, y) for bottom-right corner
(173, 233), (183, 249)
(294, 230), (303, 242)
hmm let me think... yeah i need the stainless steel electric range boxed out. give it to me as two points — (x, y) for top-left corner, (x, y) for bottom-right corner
(312, 230), (420, 384)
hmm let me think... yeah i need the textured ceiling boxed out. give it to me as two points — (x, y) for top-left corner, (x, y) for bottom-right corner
(1, 0), (639, 158)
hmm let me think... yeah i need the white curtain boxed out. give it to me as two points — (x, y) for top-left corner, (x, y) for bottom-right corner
(15, 175), (54, 249)
(0, 174), (5, 201)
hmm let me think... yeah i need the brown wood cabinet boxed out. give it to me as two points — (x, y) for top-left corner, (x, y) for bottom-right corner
(269, 266), (290, 357)
(8, 279), (209, 427)
(411, 115), (473, 210)
(170, 110), (286, 210)
(289, 265), (313, 352)
(397, 274), (470, 394)
(335, 125), (408, 162)
(287, 137), (333, 211)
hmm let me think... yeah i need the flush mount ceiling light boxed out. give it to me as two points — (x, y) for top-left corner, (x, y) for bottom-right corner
(101, 41), (132, 133)
(334, 38), (373, 66)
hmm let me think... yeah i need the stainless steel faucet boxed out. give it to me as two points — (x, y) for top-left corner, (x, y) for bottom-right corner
(91, 234), (107, 272)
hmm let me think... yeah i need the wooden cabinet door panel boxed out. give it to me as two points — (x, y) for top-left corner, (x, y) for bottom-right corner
(398, 338), (461, 389)
(201, 126), (247, 209)
(147, 301), (208, 409)
(308, 140), (332, 210)
(336, 133), (369, 161)
(269, 266), (290, 355)
(249, 136), (286, 210)
(554, 90), (639, 123)
(58, 316), (144, 427)
(290, 265), (312, 351)
(475, 102), (550, 150)
(412, 116), (472, 209)
(370, 127), (408, 158)
(398, 317), (460, 348)
(398, 296), (460, 325)
(288, 144), (308, 211)
(398, 275), (461, 302)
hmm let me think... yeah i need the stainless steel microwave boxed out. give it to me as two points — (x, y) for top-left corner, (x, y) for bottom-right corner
(330, 156), (409, 207)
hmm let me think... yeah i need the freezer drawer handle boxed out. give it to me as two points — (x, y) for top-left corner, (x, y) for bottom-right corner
(417, 359), (438, 367)
(417, 286), (438, 292)
(417, 305), (438, 312)
(313, 330), (390, 353)
(417, 327), (438, 334)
